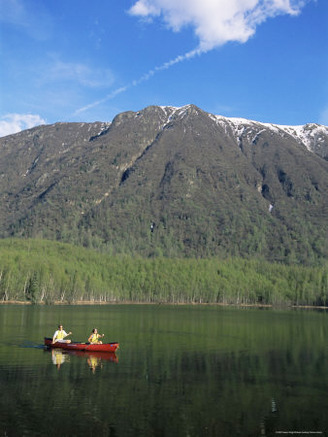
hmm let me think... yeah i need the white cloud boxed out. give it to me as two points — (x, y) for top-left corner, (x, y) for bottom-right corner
(0, 114), (46, 137)
(129, 0), (307, 51)
(75, 0), (309, 115)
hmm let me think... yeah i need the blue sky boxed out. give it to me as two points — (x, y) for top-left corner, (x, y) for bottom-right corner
(0, 0), (327, 136)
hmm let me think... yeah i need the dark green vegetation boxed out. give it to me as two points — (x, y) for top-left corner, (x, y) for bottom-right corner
(1, 105), (328, 305)
(1, 239), (328, 306)
(1, 105), (328, 264)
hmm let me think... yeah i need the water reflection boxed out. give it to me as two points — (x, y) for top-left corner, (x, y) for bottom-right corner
(87, 355), (102, 373)
(260, 398), (279, 436)
(51, 349), (68, 369)
(2, 305), (328, 437)
(48, 348), (118, 372)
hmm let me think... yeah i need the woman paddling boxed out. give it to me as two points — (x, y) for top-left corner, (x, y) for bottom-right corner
(88, 328), (104, 344)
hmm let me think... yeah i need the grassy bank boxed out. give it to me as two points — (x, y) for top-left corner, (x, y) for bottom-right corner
(0, 239), (328, 306)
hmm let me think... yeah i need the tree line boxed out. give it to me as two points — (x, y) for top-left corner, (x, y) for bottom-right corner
(0, 238), (328, 306)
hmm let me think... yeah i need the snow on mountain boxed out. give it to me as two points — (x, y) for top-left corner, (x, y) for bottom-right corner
(158, 105), (328, 156)
(181, 107), (328, 156)
(276, 123), (328, 152)
(207, 113), (328, 152)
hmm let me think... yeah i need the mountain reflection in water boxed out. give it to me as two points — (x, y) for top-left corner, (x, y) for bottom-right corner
(1, 305), (328, 437)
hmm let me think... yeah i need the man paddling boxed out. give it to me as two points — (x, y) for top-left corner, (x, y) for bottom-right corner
(52, 324), (72, 344)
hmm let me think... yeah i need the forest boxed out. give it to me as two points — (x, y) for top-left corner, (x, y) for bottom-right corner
(1, 238), (328, 307)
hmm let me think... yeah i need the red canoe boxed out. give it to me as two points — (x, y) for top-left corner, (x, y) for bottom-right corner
(44, 337), (119, 353)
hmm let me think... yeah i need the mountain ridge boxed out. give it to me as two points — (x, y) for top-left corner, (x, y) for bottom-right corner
(1, 104), (328, 264)
(2, 104), (327, 155)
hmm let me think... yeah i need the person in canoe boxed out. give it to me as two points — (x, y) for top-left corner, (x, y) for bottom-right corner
(88, 328), (104, 344)
(52, 324), (72, 344)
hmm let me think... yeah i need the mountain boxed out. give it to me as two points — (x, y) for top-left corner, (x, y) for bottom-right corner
(1, 104), (328, 264)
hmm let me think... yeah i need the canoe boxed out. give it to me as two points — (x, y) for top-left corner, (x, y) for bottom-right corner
(44, 337), (119, 353)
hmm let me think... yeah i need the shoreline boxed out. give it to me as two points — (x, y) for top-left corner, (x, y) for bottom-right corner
(1, 300), (327, 310)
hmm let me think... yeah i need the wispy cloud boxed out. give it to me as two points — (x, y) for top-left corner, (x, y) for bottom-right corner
(0, 0), (52, 40)
(45, 57), (115, 88)
(73, 49), (200, 116)
(74, 47), (201, 116)
(319, 107), (328, 126)
(74, 86), (129, 115)
(75, 0), (309, 115)
(0, 114), (46, 137)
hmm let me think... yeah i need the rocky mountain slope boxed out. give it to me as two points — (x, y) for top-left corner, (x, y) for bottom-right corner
(1, 105), (328, 263)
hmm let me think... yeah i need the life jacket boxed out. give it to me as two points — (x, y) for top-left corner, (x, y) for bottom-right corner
(55, 330), (65, 340)
(90, 333), (99, 344)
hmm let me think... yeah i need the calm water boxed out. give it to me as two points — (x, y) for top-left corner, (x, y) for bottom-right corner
(1, 304), (328, 437)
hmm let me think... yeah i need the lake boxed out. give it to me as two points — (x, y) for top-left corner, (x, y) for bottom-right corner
(1, 304), (328, 436)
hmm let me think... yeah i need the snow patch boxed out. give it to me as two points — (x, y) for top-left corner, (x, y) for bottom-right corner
(275, 124), (328, 151)
(159, 105), (328, 152)
(210, 113), (328, 152)
(94, 122), (111, 138)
